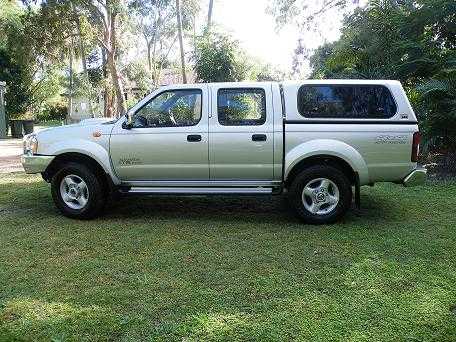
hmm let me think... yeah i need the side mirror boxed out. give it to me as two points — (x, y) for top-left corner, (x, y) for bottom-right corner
(122, 112), (133, 130)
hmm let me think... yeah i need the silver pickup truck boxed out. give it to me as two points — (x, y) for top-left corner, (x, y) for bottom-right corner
(22, 80), (426, 223)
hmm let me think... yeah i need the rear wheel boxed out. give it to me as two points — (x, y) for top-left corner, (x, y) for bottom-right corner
(51, 162), (106, 219)
(289, 165), (352, 224)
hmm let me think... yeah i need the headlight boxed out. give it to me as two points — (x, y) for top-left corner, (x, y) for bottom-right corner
(23, 134), (38, 155)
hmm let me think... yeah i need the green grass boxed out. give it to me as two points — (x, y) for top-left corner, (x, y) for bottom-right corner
(1, 173), (456, 341)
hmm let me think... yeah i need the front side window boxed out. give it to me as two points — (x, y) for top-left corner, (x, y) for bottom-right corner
(298, 85), (397, 119)
(218, 88), (266, 126)
(132, 89), (202, 128)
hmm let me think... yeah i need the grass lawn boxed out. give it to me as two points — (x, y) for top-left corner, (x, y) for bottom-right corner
(1, 172), (455, 341)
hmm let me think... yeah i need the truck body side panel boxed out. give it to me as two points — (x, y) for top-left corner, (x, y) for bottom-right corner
(284, 123), (418, 185)
(282, 80), (418, 185)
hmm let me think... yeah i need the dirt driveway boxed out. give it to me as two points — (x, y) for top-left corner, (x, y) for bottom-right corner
(0, 126), (54, 174)
(0, 138), (23, 173)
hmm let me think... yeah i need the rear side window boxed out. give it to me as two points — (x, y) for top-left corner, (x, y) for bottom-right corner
(217, 88), (266, 126)
(297, 85), (397, 119)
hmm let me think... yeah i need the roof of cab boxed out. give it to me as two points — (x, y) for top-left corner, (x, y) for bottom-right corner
(281, 79), (402, 87)
(158, 80), (402, 89)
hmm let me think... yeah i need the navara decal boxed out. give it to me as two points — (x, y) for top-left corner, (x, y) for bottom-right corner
(118, 157), (141, 166)
(375, 135), (408, 144)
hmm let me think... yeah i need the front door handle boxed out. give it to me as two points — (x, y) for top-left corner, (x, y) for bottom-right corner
(252, 134), (267, 142)
(187, 134), (202, 142)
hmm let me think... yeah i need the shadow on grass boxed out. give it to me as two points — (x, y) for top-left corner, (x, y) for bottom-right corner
(0, 173), (400, 227)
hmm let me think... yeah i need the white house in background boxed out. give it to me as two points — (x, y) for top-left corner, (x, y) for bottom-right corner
(65, 68), (194, 122)
(159, 68), (195, 86)
(65, 83), (146, 123)
(67, 96), (97, 123)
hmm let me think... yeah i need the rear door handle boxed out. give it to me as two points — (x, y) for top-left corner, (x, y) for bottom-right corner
(252, 134), (267, 142)
(187, 134), (202, 142)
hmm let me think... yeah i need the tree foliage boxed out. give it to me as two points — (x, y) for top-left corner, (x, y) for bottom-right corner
(1, 0), (204, 119)
(254, 64), (287, 82)
(268, 0), (359, 29)
(0, 0), (67, 118)
(268, 0), (361, 76)
(193, 30), (250, 83)
(128, 0), (199, 86)
(417, 69), (456, 150)
(308, 0), (456, 149)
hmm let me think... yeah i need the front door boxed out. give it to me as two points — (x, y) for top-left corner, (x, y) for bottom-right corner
(209, 84), (274, 180)
(110, 85), (209, 181)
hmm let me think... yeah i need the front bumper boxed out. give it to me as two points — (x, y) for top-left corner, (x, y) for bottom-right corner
(21, 154), (55, 174)
(403, 166), (427, 187)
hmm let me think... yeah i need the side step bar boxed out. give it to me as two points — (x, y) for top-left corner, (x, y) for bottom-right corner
(121, 187), (276, 195)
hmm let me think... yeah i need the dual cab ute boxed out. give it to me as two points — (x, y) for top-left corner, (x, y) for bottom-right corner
(22, 80), (426, 224)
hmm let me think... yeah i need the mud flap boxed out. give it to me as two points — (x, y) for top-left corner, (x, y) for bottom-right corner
(355, 172), (361, 209)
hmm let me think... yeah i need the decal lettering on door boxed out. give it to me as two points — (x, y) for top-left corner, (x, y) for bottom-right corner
(119, 157), (141, 166)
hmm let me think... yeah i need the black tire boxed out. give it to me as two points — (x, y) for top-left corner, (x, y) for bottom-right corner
(289, 165), (352, 224)
(51, 162), (106, 219)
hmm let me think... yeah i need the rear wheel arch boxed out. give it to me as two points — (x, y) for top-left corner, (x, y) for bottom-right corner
(285, 155), (357, 189)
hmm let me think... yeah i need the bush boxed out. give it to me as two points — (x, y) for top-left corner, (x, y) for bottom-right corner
(37, 103), (67, 122)
(193, 30), (250, 83)
(417, 70), (456, 151)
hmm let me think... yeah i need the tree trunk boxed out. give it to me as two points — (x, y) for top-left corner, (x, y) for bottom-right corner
(75, 16), (94, 117)
(107, 11), (127, 116)
(155, 35), (178, 88)
(207, 0), (214, 31)
(68, 37), (74, 124)
(152, 37), (158, 85)
(107, 51), (126, 117)
(176, 0), (187, 84)
(101, 47), (112, 118)
(147, 40), (152, 72)
(105, 88), (114, 119)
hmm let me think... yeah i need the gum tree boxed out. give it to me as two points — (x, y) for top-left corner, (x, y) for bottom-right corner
(267, 0), (360, 75)
(128, 0), (200, 86)
(19, 0), (127, 117)
(75, 0), (128, 116)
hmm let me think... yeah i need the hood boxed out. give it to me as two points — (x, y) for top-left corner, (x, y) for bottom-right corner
(33, 119), (116, 155)
(79, 118), (116, 125)
(35, 119), (116, 140)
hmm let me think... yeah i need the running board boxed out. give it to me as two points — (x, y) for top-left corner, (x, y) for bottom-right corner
(122, 187), (275, 195)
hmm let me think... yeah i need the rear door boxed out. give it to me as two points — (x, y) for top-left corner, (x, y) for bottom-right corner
(209, 84), (274, 180)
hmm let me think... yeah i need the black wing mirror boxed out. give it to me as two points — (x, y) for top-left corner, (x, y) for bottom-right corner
(122, 112), (133, 129)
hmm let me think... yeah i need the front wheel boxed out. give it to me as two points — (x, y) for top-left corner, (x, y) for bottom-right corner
(289, 165), (352, 224)
(51, 162), (106, 219)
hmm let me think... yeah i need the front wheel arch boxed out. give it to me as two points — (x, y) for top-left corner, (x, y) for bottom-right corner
(43, 153), (112, 196)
